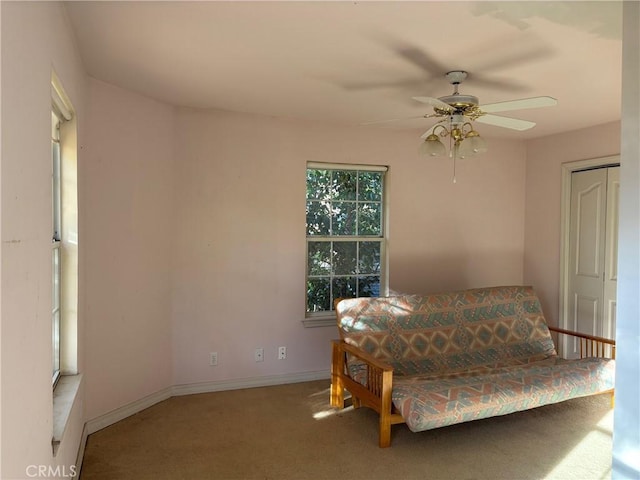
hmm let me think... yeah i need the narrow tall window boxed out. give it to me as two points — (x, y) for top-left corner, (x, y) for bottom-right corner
(305, 164), (387, 317)
(52, 109), (62, 385)
(50, 74), (79, 453)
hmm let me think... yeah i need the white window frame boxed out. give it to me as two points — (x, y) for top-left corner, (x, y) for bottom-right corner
(51, 72), (81, 455)
(52, 110), (63, 386)
(303, 162), (388, 328)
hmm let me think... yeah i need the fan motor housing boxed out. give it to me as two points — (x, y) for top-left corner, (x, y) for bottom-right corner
(438, 94), (479, 109)
(435, 94), (482, 118)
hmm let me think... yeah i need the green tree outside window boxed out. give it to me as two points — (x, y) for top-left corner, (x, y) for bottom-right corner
(306, 167), (386, 314)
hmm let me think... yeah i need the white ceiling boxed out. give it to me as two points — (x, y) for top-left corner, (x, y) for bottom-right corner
(64, 1), (623, 140)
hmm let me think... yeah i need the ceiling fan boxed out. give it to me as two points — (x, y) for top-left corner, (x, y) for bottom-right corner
(366, 70), (557, 182)
(366, 70), (556, 158)
(411, 70), (557, 136)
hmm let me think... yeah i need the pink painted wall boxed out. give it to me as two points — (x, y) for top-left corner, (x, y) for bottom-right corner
(0, 1), (636, 475)
(390, 138), (526, 294)
(0, 1), (528, 467)
(83, 79), (175, 420)
(523, 121), (620, 325)
(171, 107), (527, 385)
(0, 2), (87, 478)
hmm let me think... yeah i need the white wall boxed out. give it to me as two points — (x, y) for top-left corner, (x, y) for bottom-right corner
(83, 79), (175, 420)
(0, 2), (87, 478)
(613, 2), (640, 476)
(1, 3), (4, 476)
(523, 121), (620, 324)
(170, 107), (527, 386)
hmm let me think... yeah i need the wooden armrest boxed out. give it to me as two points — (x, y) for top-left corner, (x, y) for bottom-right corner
(331, 339), (400, 447)
(332, 340), (394, 407)
(548, 326), (616, 345)
(548, 326), (616, 359)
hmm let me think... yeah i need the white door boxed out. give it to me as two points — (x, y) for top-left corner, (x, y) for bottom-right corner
(567, 166), (619, 357)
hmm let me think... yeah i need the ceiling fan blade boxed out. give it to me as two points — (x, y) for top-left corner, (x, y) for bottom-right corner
(412, 96), (454, 112)
(360, 115), (428, 126)
(342, 77), (428, 91)
(480, 96), (557, 113)
(395, 46), (448, 77)
(476, 114), (536, 131)
(469, 33), (554, 74)
(463, 73), (527, 93)
(476, 46), (553, 74)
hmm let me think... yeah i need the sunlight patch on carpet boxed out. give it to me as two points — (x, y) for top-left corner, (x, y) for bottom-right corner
(307, 387), (356, 420)
(313, 405), (354, 420)
(546, 409), (614, 480)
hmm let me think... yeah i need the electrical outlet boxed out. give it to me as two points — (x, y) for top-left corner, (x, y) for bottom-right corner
(209, 352), (218, 366)
(278, 346), (286, 360)
(255, 348), (264, 362)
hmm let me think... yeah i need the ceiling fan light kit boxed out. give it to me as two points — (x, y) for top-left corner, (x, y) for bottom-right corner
(420, 121), (486, 158)
(420, 119), (487, 183)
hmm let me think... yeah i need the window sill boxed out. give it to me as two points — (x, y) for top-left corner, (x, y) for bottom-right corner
(302, 316), (336, 328)
(52, 374), (82, 456)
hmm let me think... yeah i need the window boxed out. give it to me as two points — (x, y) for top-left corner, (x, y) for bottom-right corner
(51, 72), (80, 453)
(305, 163), (387, 319)
(52, 109), (62, 385)
(51, 72), (77, 387)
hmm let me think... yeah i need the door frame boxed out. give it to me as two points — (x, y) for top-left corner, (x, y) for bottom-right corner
(559, 155), (620, 356)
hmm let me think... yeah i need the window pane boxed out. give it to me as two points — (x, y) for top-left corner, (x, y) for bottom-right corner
(53, 310), (60, 375)
(306, 200), (330, 236)
(358, 171), (383, 201)
(52, 246), (60, 378)
(332, 171), (357, 200)
(307, 278), (331, 312)
(358, 202), (382, 236)
(358, 276), (381, 297)
(52, 247), (61, 309)
(332, 201), (356, 235)
(359, 241), (381, 274)
(308, 242), (331, 275)
(51, 110), (59, 140)
(333, 276), (357, 300)
(306, 169), (331, 200)
(333, 242), (357, 275)
(52, 139), (61, 241)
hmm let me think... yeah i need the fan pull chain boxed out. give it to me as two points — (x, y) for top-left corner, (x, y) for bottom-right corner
(451, 140), (457, 184)
(453, 155), (457, 184)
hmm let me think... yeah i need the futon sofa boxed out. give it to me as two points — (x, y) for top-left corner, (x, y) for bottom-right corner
(330, 285), (615, 447)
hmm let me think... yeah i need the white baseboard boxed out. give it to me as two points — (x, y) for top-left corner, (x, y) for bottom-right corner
(85, 386), (173, 435)
(172, 369), (330, 396)
(83, 369), (330, 437)
(75, 424), (89, 475)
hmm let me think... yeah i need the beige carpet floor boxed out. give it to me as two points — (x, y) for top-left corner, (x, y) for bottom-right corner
(80, 380), (614, 480)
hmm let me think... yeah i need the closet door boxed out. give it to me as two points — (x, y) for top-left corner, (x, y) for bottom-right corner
(567, 167), (618, 357)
